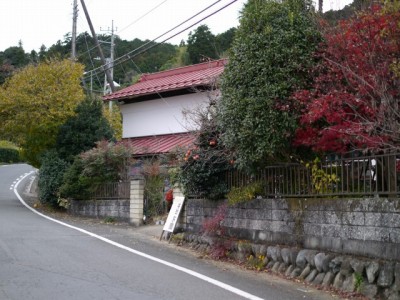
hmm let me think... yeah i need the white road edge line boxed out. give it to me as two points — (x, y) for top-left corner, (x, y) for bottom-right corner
(14, 171), (264, 300)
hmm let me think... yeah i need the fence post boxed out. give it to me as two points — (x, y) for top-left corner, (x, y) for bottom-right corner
(130, 179), (144, 226)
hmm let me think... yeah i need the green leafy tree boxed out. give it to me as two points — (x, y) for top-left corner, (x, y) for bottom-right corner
(2, 45), (29, 68)
(160, 45), (191, 70)
(38, 150), (69, 206)
(187, 25), (218, 64)
(219, 0), (321, 170)
(0, 59), (85, 167)
(56, 97), (115, 162)
(215, 27), (236, 57)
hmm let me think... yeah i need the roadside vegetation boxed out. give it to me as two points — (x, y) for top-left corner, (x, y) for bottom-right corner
(0, 0), (398, 213)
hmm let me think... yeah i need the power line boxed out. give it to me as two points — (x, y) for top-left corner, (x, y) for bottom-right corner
(117, 0), (169, 35)
(83, 0), (236, 82)
(75, 0), (169, 61)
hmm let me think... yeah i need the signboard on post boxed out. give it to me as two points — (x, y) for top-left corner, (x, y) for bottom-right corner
(163, 196), (185, 233)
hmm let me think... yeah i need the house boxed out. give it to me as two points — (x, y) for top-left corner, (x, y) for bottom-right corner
(103, 59), (227, 157)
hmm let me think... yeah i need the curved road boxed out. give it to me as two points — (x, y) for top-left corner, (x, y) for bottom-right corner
(0, 164), (337, 300)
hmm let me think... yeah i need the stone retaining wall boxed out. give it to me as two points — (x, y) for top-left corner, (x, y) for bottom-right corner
(184, 197), (400, 261)
(179, 233), (400, 299)
(69, 199), (130, 221)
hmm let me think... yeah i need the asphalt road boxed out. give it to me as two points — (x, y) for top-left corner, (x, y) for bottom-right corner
(0, 164), (338, 300)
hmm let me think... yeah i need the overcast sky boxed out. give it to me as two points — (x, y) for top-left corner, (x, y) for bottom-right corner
(0, 0), (352, 53)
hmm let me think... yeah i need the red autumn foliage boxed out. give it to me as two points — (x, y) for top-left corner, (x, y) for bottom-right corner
(294, 4), (400, 153)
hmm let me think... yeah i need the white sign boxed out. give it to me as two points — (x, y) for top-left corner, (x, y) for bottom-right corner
(163, 196), (185, 233)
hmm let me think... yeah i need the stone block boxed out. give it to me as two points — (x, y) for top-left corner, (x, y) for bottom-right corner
(248, 219), (265, 231)
(322, 271), (335, 287)
(377, 262), (395, 287)
(302, 211), (323, 224)
(296, 249), (309, 269)
(303, 237), (322, 252)
(329, 256), (344, 274)
(303, 223), (322, 237)
(393, 263), (400, 291)
(365, 261), (380, 283)
(130, 189), (144, 197)
(281, 248), (291, 265)
(272, 210), (293, 222)
(267, 246), (281, 262)
(315, 253), (333, 273)
(271, 198), (289, 210)
(255, 231), (272, 242)
(321, 224), (341, 237)
(255, 209), (272, 220)
(244, 209), (259, 220)
(340, 258), (353, 277)
(266, 261), (275, 269)
(393, 213), (400, 228)
(333, 273), (345, 289)
(360, 283), (378, 300)
(343, 199), (368, 212)
(290, 267), (302, 278)
(319, 199), (342, 211)
(350, 258), (367, 274)
(299, 265), (311, 280)
(305, 269), (318, 283)
(342, 273), (356, 293)
(390, 230), (400, 243)
(285, 265), (295, 277)
(278, 262), (288, 273)
(322, 210), (342, 225)
(341, 212), (365, 226)
(313, 272), (325, 285)
(272, 261), (281, 273)
(388, 291), (400, 300)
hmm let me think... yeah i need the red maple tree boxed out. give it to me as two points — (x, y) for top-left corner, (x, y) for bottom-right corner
(293, 4), (400, 153)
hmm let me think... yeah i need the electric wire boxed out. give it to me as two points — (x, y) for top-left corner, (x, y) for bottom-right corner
(85, 0), (224, 76)
(83, 0), (236, 82)
(75, 0), (169, 61)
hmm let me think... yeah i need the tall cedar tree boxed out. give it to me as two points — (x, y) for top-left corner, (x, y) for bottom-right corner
(294, 4), (400, 153)
(187, 25), (219, 64)
(219, 0), (321, 170)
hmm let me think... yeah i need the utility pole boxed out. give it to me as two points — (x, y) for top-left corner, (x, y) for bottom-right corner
(101, 20), (116, 97)
(79, 0), (115, 93)
(71, 0), (78, 59)
(101, 20), (117, 111)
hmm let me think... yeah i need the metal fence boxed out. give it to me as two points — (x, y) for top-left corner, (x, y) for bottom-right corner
(226, 153), (400, 197)
(91, 181), (130, 200)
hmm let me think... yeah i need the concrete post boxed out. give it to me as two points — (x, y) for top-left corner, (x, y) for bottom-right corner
(130, 179), (144, 226)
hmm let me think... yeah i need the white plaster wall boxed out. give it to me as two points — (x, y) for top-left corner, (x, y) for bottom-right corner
(120, 92), (209, 138)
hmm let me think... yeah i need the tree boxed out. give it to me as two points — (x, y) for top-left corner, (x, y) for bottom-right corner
(179, 90), (233, 200)
(218, 0), (321, 170)
(2, 45), (29, 68)
(56, 97), (115, 162)
(102, 104), (122, 140)
(38, 150), (69, 206)
(215, 27), (236, 57)
(187, 25), (218, 64)
(0, 59), (85, 167)
(294, 4), (400, 153)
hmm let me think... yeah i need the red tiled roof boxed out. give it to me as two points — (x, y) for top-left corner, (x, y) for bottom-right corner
(104, 59), (227, 101)
(126, 133), (195, 156)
